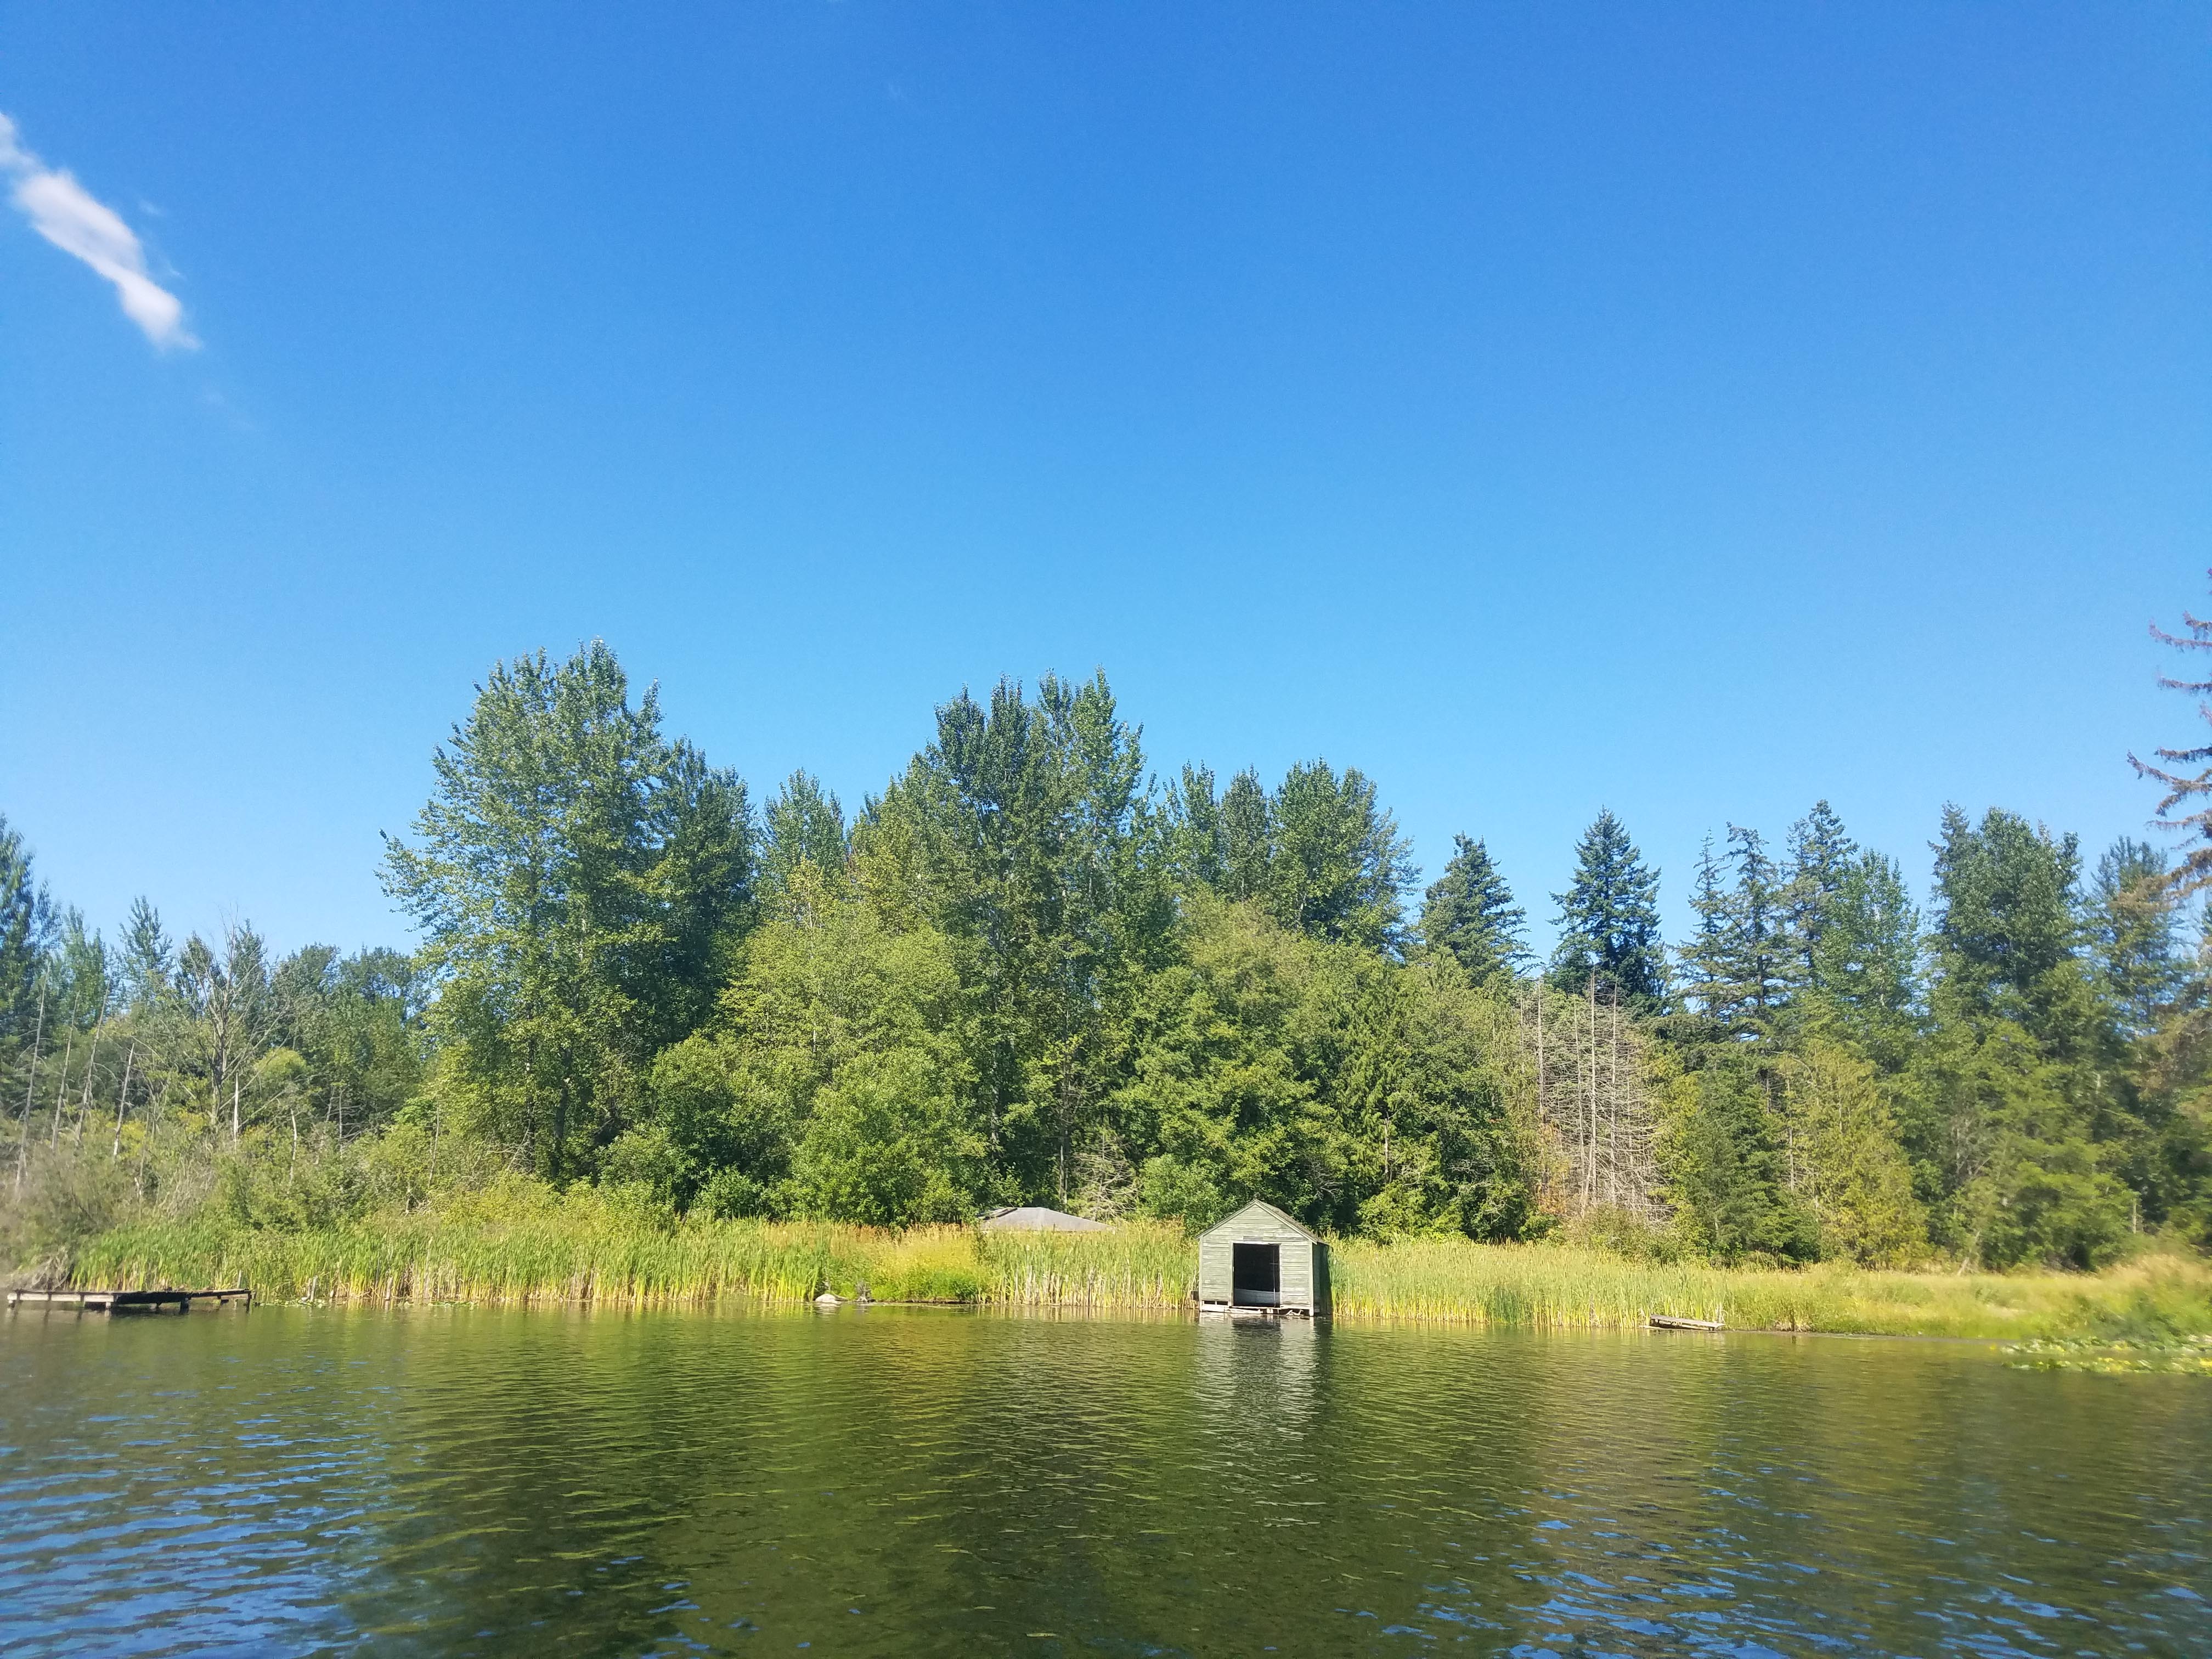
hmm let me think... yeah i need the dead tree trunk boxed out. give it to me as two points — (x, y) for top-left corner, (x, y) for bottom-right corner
(72, 1022), (104, 1148)
(48, 1032), (73, 1148)
(1584, 975), (1598, 1212)
(110, 1043), (137, 1160)
(15, 991), (42, 1190)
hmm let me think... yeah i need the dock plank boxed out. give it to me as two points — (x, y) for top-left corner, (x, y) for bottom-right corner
(7, 1287), (251, 1313)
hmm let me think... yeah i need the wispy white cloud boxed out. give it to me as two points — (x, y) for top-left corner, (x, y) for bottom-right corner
(0, 112), (197, 350)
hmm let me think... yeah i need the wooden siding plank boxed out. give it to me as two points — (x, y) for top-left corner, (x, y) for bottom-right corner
(1198, 1240), (1233, 1302)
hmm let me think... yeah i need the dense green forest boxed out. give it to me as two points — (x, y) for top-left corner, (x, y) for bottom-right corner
(6, 634), (2211, 1274)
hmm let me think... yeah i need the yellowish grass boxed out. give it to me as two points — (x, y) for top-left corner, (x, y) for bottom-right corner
(1327, 1236), (2212, 1340)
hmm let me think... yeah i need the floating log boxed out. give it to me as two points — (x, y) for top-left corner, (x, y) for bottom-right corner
(7, 1287), (251, 1314)
(1649, 1313), (1724, 1331)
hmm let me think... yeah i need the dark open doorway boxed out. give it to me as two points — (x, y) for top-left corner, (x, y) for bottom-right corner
(1232, 1242), (1280, 1305)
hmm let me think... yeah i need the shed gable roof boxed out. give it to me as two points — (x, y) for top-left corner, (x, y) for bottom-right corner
(1199, 1198), (1318, 1243)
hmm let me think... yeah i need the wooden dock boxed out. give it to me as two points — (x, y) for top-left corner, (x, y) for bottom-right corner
(7, 1287), (251, 1314)
(1649, 1313), (1724, 1331)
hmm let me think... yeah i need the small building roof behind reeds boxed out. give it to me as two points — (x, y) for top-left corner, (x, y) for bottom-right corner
(978, 1206), (1112, 1232)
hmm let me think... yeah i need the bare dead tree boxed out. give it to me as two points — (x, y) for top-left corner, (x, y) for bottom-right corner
(14, 989), (42, 1191)
(1521, 980), (1659, 1224)
(2131, 580), (2212, 896)
(110, 1042), (137, 1160)
(48, 1031), (72, 1148)
(71, 1019), (104, 1148)
(1584, 974), (1598, 1210)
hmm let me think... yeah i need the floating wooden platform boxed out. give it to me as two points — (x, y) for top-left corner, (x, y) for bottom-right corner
(1649, 1314), (1724, 1331)
(1200, 1302), (1322, 1319)
(7, 1287), (251, 1314)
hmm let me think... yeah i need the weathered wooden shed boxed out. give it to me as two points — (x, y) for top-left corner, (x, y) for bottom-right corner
(1198, 1200), (1329, 1316)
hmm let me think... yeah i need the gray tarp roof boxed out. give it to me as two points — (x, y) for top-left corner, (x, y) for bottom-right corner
(978, 1206), (1112, 1232)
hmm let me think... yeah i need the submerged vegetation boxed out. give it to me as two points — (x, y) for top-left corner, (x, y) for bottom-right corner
(2004, 1333), (2212, 1374)
(9, 580), (2212, 1318)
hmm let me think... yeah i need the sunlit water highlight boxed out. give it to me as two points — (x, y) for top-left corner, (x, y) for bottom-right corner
(2, 1304), (2206, 1656)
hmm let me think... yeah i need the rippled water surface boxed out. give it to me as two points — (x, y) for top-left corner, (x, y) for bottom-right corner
(3, 1304), (2208, 1656)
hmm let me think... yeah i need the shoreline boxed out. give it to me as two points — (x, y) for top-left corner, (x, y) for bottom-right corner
(31, 1215), (2211, 1342)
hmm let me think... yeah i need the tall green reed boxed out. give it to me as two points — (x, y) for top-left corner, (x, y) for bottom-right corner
(58, 1212), (2212, 1339)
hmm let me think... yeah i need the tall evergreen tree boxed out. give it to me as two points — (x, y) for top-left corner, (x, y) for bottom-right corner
(2086, 838), (2187, 1041)
(117, 897), (173, 1014)
(1901, 806), (2126, 1266)
(1927, 805), (2091, 1058)
(1718, 825), (1788, 1034)
(1677, 835), (1731, 1024)
(641, 742), (754, 1050)
(1418, 834), (1526, 987)
(0, 812), (54, 1053)
(1550, 809), (1666, 1008)
(51, 909), (111, 1032)
(1783, 800), (1857, 991)
(1804, 852), (1923, 1071)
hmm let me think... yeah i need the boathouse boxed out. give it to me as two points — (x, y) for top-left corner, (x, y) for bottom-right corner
(1197, 1200), (1329, 1316)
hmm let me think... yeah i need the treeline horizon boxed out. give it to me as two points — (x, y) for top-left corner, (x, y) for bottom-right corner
(5, 635), (2210, 1273)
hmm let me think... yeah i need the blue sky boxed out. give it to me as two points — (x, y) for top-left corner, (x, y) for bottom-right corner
(2, 3), (2207, 958)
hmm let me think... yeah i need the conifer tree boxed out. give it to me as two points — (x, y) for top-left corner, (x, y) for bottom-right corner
(51, 910), (111, 1033)
(1804, 852), (1923, 1071)
(1677, 827), (1790, 1037)
(1722, 825), (1787, 1033)
(1677, 835), (1731, 1025)
(1780, 1039), (1927, 1265)
(0, 813), (54, 1053)
(1928, 805), (2090, 1057)
(2086, 838), (2187, 1040)
(117, 897), (173, 1013)
(1550, 810), (1666, 1008)
(1903, 805), (2126, 1266)
(1418, 834), (1527, 987)
(1783, 800), (1857, 991)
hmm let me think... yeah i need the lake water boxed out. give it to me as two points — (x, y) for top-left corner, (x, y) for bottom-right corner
(2, 1305), (2207, 1657)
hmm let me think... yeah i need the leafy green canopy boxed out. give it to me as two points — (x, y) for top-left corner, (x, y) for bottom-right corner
(16, 626), (2212, 1273)
(380, 641), (753, 1177)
